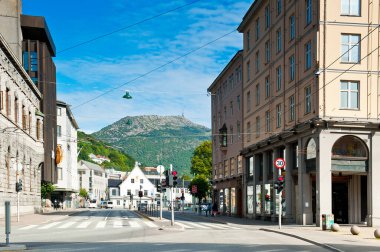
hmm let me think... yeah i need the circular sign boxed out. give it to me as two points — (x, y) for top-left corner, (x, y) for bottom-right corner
(274, 158), (286, 169)
(157, 165), (165, 174)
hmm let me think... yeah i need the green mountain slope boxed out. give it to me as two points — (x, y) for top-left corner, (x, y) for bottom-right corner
(92, 115), (211, 175)
(77, 131), (135, 171)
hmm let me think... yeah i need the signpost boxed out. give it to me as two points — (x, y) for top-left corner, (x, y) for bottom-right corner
(274, 158), (285, 229)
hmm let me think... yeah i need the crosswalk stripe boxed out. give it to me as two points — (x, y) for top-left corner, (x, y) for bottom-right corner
(143, 221), (157, 228)
(38, 222), (62, 230)
(200, 223), (228, 230)
(225, 225), (241, 230)
(176, 222), (194, 229)
(128, 221), (140, 228)
(95, 221), (107, 229)
(183, 222), (208, 229)
(19, 225), (38, 230)
(113, 220), (123, 228)
(58, 221), (76, 229)
(76, 221), (91, 229)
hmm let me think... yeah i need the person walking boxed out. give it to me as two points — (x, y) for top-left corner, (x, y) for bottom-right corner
(212, 202), (218, 216)
(206, 203), (212, 217)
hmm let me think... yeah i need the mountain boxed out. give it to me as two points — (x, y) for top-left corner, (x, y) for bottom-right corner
(92, 115), (211, 175)
(77, 131), (135, 171)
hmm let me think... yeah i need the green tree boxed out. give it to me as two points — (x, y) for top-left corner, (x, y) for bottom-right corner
(188, 174), (210, 203)
(190, 140), (212, 177)
(79, 188), (88, 199)
(41, 181), (56, 199)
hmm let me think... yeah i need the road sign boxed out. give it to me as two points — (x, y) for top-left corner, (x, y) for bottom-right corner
(192, 185), (197, 194)
(274, 158), (286, 169)
(157, 165), (165, 174)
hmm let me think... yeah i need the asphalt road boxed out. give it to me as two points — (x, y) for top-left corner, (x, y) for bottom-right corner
(4, 209), (330, 252)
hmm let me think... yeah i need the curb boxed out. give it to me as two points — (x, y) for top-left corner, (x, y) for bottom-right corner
(260, 228), (344, 252)
(0, 244), (26, 251)
(134, 211), (155, 221)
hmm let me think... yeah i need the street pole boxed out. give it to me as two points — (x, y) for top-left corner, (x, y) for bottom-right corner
(159, 171), (162, 221)
(16, 172), (19, 222)
(182, 178), (184, 212)
(170, 164), (174, 226)
(279, 191), (282, 229)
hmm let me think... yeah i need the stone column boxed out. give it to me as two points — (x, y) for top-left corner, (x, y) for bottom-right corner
(316, 130), (332, 227)
(298, 137), (313, 225)
(262, 152), (268, 219)
(369, 132), (380, 226)
(285, 144), (294, 223)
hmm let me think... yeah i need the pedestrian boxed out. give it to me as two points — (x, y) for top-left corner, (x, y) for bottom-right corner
(212, 202), (218, 216)
(206, 203), (212, 217)
(54, 199), (58, 210)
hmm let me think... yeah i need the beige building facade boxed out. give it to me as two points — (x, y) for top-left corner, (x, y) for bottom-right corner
(208, 51), (244, 216)
(237, 0), (380, 226)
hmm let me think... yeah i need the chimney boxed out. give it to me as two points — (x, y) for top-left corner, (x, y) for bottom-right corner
(0, 0), (23, 61)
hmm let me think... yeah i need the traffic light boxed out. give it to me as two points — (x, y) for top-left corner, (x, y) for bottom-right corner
(16, 179), (22, 192)
(138, 191), (143, 197)
(157, 182), (162, 193)
(274, 176), (284, 193)
(164, 170), (169, 187)
(172, 171), (178, 187)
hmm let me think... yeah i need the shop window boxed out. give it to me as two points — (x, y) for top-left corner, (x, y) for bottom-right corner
(332, 135), (367, 160)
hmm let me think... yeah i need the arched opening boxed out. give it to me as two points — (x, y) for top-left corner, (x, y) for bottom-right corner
(331, 135), (368, 224)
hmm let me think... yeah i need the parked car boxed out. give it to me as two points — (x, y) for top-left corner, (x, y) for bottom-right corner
(88, 199), (97, 208)
(106, 201), (113, 209)
(100, 201), (107, 209)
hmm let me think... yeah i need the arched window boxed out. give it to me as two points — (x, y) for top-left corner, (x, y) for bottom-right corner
(306, 138), (316, 160)
(332, 135), (368, 160)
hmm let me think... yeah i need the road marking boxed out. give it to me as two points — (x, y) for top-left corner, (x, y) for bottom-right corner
(128, 221), (140, 228)
(183, 222), (208, 229)
(95, 221), (107, 229)
(200, 223), (228, 230)
(176, 222), (193, 229)
(19, 225), (38, 230)
(76, 221), (91, 229)
(225, 225), (241, 230)
(143, 221), (157, 228)
(113, 220), (123, 228)
(38, 222), (62, 230)
(58, 221), (76, 229)
(104, 211), (112, 221)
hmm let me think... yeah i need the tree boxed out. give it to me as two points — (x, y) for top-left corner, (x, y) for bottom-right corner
(41, 181), (56, 199)
(188, 174), (210, 203)
(79, 188), (88, 199)
(190, 140), (212, 177)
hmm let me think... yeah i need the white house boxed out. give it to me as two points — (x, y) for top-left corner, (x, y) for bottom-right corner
(52, 101), (79, 209)
(119, 162), (157, 209)
(77, 160), (107, 201)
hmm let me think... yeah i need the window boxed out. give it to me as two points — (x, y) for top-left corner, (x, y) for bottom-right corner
(276, 104), (282, 128)
(305, 41), (312, 70)
(0, 91), (3, 111)
(127, 189), (131, 195)
(6, 88), (10, 116)
(144, 190), (148, 196)
(237, 95), (241, 111)
(306, 0), (312, 25)
(31, 77), (38, 85)
(246, 30), (250, 51)
(58, 167), (63, 180)
(256, 18), (260, 40)
(256, 116), (260, 137)
(36, 119), (41, 140)
(246, 91), (251, 112)
(247, 61), (251, 81)
(230, 126), (234, 144)
(265, 76), (270, 98)
(341, 0), (360, 16)
(247, 122), (251, 142)
(256, 51), (260, 72)
(30, 52), (38, 72)
(265, 110), (271, 132)
(140, 179), (143, 184)
(112, 189), (117, 196)
(57, 107), (62, 116)
(290, 15), (295, 40)
(131, 178), (135, 183)
(265, 5), (270, 29)
(290, 95), (295, 121)
(23, 52), (29, 71)
(14, 97), (18, 124)
(276, 29), (282, 52)
(277, 0), (282, 15)
(340, 81), (359, 109)
(265, 40), (270, 63)
(289, 55), (295, 81)
(256, 84), (260, 106)
(237, 121), (241, 139)
(230, 101), (233, 116)
(57, 125), (62, 137)
(305, 86), (312, 114)
(276, 66), (282, 91)
(341, 34), (360, 63)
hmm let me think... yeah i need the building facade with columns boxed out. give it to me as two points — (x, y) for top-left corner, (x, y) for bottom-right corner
(236, 0), (380, 226)
(208, 51), (244, 217)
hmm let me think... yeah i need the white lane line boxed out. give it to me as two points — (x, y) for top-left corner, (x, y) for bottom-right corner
(76, 221), (91, 229)
(104, 211), (112, 221)
(176, 222), (193, 229)
(113, 220), (123, 228)
(200, 223), (228, 230)
(19, 225), (38, 230)
(225, 225), (241, 230)
(95, 221), (107, 229)
(38, 222), (62, 230)
(58, 221), (76, 229)
(143, 221), (157, 228)
(182, 222), (209, 229)
(128, 221), (140, 228)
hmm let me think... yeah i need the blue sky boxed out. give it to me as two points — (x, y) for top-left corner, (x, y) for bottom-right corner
(23, 0), (252, 133)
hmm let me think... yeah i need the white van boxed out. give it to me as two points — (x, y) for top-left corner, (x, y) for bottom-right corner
(106, 201), (113, 209)
(89, 199), (97, 208)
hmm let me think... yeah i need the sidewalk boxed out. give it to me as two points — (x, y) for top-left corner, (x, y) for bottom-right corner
(178, 211), (380, 251)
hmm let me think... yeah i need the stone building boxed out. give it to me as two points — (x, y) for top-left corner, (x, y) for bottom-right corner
(236, 0), (380, 226)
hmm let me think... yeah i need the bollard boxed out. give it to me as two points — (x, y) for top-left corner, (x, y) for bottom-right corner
(5, 201), (11, 246)
(350, 225), (360, 235)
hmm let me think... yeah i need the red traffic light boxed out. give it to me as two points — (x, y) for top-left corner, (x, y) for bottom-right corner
(172, 171), (177, 176)
(278, 176), (284, 182)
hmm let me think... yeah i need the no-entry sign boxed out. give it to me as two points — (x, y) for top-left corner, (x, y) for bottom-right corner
(274, 158), (286, 169)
